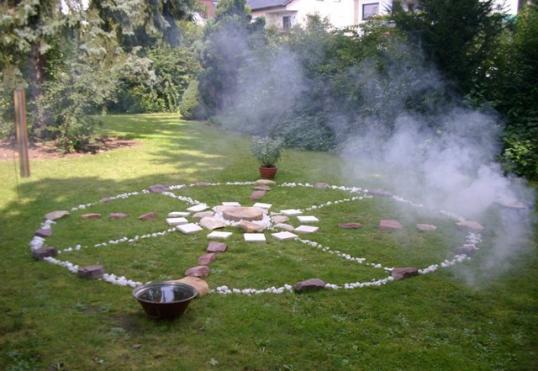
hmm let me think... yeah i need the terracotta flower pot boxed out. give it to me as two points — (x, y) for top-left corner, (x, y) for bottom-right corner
(259, 166), (278, 179)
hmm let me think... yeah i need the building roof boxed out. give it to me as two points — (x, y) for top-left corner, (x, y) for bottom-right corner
(247, 0), (293, 11)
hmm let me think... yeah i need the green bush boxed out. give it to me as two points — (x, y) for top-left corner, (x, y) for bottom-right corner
(251, 136), (282, 167)
(180, 79), (206, 119)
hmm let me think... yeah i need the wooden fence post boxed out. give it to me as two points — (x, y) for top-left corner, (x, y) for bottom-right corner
(14, 86), (30, 177)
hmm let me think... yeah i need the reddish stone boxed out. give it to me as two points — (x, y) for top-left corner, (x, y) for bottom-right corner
(185, 265), (210, 278)
(391, 267), (419, 280)
(45, 210), (70, 221)
(78, 265), (105, 279)
(293, 278), (326, 292)
(148, 184), (169, 193)
(253, 185), (271, 191)
(198, 253), (217, 266)
(379, 219), (402, 231)
(238, 221), (265, 233)
(339, 223), (362, 229)
(222, 207), (264, 222)
(35, 228), (52, 238)
(109, 212), (128, 220)
(81, 213), (101, 220)
(456, 220), (484, 232)
(138, 212), (157, 221)
(206, 241), (227, 253)
(416, 224), (437, 232)
(31, 247), (57, 260)
(250, 190), (266, 200)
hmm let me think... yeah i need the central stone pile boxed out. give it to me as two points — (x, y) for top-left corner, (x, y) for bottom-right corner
(222, 207), (264, 222)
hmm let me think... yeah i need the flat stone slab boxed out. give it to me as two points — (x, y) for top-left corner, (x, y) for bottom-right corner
(272, 215), (289, 224)
(416, 224), (437, 232)
(31, 247), (57, 260)
(35, 228), (52, 238)
(281, 209), (303, 216)
(293, 278), (326, 292)
(166, 217), (188, 226)
(295, 225), (319, 234)
(256, 179), (276, 186)
(314, 182), (329, 189)
(238, 221), (265, 233)
(187, 204), (209, 213)
(207, 231), (233, 240)
(78, 264), (105, 279)
(456, 220), (484, 232)
(379, 219), (402, 230)
(253, 185), (272, 192)
(109, 212), (128, 220)
(199, 216), (226, 230)
(250, 190), (266, 200)
(168, 211), (190, 217)
(368, 189), (393, 197)
(148, 184), (169, 193)
(177, 223), (203, 234)
(207, 241), (227, 253)
(297, 215), (319, 223)
(193, 211), (214, 220)
(274, 223), (295, 232)
(391, 267), (419, 280)
(252, 202), (272, 210)
(198, 253), (217, 266)
(339, 223), (362, 229)
(81, 213), (101, 220)
(185, 265), (209, 278)
(138, 212), (157, 221)
(169, 277), (209, 297)
(223, 207), (264, 222)
(272, 231), (298, 240)
(45, 210), (70, 221)
(244, 233), (266, 242)
(222, 202), (241, 207)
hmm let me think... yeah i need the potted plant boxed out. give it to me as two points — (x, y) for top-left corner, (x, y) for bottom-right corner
(251, 136), (283, 179)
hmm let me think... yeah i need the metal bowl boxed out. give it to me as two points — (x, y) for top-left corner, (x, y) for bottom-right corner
(133, 282), (198, 319)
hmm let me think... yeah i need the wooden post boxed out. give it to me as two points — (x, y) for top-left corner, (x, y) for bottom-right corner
(14, 86), (30, 177)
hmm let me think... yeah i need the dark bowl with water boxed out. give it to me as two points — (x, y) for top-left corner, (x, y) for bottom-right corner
(133, 282), (198, 319)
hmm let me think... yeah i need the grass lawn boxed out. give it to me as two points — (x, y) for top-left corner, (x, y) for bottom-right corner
(0, 113), (537, 370)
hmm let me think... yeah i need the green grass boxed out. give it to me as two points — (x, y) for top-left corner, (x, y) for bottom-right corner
(0, 113), (537, 370)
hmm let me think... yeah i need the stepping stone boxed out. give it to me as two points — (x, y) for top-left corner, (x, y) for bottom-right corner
(314, 182), (329, 189)
(148, 184), (169, 193)
(293, 278), (326, 292)
(139, 212), (157, 221)
(281, 209), (303, 216)
(495, 200), (527, 210)
(456, 220), (484, 232)
(109, 212), (128, 220)
(166, 217), (188, 226)
(168, 277), (209, 297)
(253, 185), (271, 191)
(250, 190), (266, 200)
(244, 233), (266, 242)
(416, 224), (437, 232)
(199, 216), (226, 230)
(391, 267), (419, 280)
(274, 223), (295, 232)
(222, 202), (241, 207)
(207, 241), (227, 253)
(253, 202), (272, 210)
(81, 213), (101, 220)
(339, 223), (362, 229)
(45, 210), (69, 221)
(456, 245), (477, 256)
(297, 215), (319, 223)
(168, 211), (190, 217)
(295, 225), (319, 234)
(272, 231), (298, 240)
(77, 265), (105, 279)
(368, 189), (393, 197)
(272, 215), (289, 224)
(193, 211), (214, 220)
(185, 265), (209, 278)
(198, 253), (217, 266)
(207, 231), (232, 240)
(31, 246), (57, 260)
(379, 219), (402, 231)
(256, 179), (276, 186)
(35, 228), (52, 238)
(187, 204), (209, 213)
(223, 207), (264, 222)
(177, 223), (203, 234)
(238, 220), (265, 233)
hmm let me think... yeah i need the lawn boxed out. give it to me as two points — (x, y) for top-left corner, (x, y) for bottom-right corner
(0, 113), (537, 370)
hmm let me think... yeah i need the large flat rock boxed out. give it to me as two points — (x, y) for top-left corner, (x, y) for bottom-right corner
(222, 207), (264, 222)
